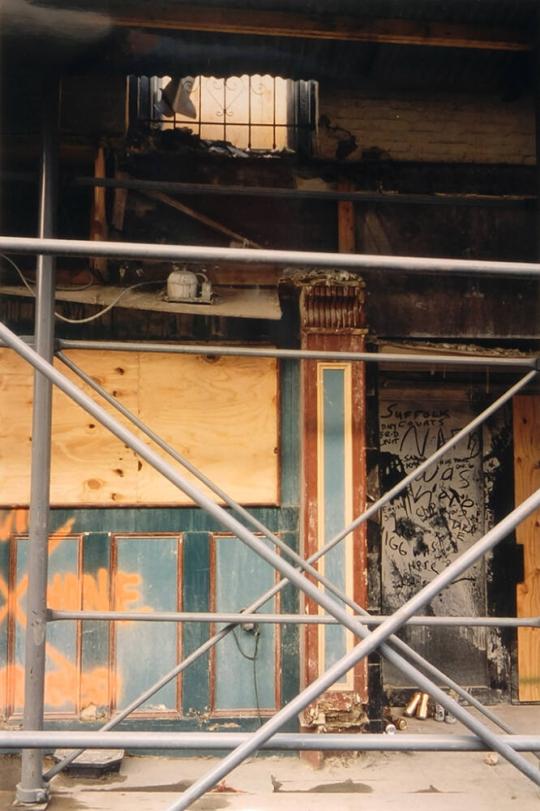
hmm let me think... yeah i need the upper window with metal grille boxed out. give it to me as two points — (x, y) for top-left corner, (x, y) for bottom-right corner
(129, 74), (317, 155)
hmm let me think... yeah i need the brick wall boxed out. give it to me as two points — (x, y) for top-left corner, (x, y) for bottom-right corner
(317, 87), (535, 165)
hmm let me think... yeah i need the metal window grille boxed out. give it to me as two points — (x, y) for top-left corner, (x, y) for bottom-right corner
(128, 74), (318, 154)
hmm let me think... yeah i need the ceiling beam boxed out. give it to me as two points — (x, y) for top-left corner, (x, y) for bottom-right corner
(112, 8), (530, 52)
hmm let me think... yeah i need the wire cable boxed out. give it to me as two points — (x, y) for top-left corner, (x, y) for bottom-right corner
(1, 253), (165, 325)
(1, 253), (94, 292)
(53, 280), (165, 324)
(231, 626), (263, 727)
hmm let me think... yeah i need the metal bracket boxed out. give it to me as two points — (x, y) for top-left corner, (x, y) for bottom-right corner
(15, 782), (49, 805)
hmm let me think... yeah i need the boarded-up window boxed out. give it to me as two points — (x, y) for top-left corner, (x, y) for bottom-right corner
(0, 349), (278, 506)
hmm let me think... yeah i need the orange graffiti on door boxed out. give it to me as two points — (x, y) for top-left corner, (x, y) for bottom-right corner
(0, 512), (151, 716)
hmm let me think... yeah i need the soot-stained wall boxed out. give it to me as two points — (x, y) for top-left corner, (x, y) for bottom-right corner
(317, 87), (535, 165)
(378, 390), (514, 699)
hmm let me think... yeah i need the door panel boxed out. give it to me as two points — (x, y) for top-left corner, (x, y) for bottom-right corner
(380, 396), (489, 691)
(112, 535), (182, 713)
(212, 535), (279, 714)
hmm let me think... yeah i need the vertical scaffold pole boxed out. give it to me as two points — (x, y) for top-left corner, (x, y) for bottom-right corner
(16, 79), (59, 805)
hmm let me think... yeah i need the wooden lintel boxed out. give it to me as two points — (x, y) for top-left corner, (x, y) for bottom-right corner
(112, 8), (530, 52)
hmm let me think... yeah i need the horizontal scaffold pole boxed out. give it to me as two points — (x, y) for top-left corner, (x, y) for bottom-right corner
(172, 484), (540, 810)
(1, 321), (537, 789)
(43, 351), (536, 781)
(58, 339), (538, 369)
(1, 731), (540, 753)
(1, 235), (540, 277)
(48, 610), (540, 628)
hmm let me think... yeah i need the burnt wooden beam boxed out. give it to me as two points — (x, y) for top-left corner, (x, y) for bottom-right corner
(142, 189), (262, 248)
(111, 8), (530, 52)
(80, 177), (535, 210)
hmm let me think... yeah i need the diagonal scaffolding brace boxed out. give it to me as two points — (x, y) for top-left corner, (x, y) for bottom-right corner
(172, 487), (540, 810)
(44, 351), (536, 778)
(1, 322), (539, 803)
(44, 359), (535, 777)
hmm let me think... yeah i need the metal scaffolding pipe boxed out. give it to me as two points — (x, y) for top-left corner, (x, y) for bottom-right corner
(172, 487), (540, 810)
(58, 340), (538, 369)
(41, 366), (533, 781)
(48, 610), (540, 628)
(2, 731), (540, 753)
(1, 235), (540, 277)
(2, 324), (537, 789)
(16, 83), (58, 807)
(54, 351), (537, 749)
(45, 362), (536, 778)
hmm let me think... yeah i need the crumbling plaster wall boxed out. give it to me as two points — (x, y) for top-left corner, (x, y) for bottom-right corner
(317, 87), (535, 165)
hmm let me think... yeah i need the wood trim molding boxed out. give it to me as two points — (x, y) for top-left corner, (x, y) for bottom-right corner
(112, 9), (530, 52)
(299, 279), (368, 727)
(513, 395), (540, 702)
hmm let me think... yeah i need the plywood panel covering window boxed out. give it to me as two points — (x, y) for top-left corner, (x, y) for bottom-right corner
(0, 349), (278, 507)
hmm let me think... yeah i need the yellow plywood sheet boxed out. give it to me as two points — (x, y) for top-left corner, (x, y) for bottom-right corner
(0, 350), (139, 506)
(514, 395), (540, 701)
(137, 353), (279, 505)
(0, 349), (35, 505)
(50, 351), (140, 505)
(0, 349), (278, 507)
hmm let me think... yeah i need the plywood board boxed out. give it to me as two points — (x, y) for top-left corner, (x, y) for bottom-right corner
(514, 395), (540, 701)
(137, 353), (279, 505)
(50, 351), (140, 505)
(0, 349), (278, 507)
(0, 349), (34, 506)
(0, 350), (139, 506)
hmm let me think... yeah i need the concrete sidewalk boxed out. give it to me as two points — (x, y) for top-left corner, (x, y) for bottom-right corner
(2, 706), (539, 810)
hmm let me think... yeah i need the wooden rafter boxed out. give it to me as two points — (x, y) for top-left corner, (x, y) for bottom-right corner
(112, 8), (530, 52)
